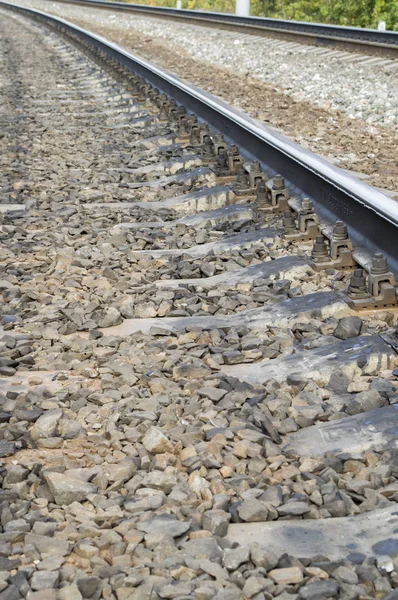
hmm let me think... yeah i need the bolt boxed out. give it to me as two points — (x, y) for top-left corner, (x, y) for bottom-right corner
(311, 235), (329, 261)
(272, 175), (285, 190)
(168, 100), (178, 118)
(216, 150), (228, 170)
(158, 93), (168, 107)
(250, 161), (262, 176)
(235, 167), (249, 188)
(149, 90), (160, 105)
(189, 117), (200, 143)
(256, 180), (267, 204)
(199, 123), (211, 144)
(282, 210), (296, 231)
(333, 220), (349, 241)
(213, 133), (226, 155)
(300, 198), (314, 214)
(128, 77), (138, 91)
(348, 268), (368, 297)
(178, 117), (190, 137)
(158, 103), (169, 120)
(371, 252), (389, 275)
(149, 88), (159, 101)
(202, 136), (215, 161)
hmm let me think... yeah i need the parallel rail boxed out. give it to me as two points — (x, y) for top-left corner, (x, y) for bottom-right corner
(43, 0), (398, 58)
(2, 0), (398, 276)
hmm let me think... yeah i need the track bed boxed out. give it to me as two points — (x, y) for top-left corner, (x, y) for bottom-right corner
(1, 9), (398, 600)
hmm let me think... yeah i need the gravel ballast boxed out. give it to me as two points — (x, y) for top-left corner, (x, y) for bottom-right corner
(1, 7), (398, 600)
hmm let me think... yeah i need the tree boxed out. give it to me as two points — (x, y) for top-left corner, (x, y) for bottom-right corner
(127, 0), (398, 29)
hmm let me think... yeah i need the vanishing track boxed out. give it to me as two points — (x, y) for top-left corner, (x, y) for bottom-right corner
(1, 4), (398, 600)
(37, 0), (398, 59)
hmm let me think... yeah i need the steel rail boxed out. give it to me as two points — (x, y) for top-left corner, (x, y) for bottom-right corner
(2, 0), (398, 275)
(42, 0), (398, 58)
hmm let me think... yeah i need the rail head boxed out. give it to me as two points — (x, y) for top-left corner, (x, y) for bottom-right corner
(2, 0), (398, 273)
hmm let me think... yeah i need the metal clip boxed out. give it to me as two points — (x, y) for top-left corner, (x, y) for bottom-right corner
(213, 145), (242, 181)
(248, 161), (266, 190)
(213, 133), (228, 158)
(199, 123), (211, 145)
(347, 254), (397, 310)
(227, 145), (243, 175)
(232, 167), (251, 196)
(201, 135), (216, 165)
(260, 175), (289, 213)
(283, 198), (319, 240)
(311, 221), (355, 270)
(282, 210), (297, 233)
(189, 117), (201, 146)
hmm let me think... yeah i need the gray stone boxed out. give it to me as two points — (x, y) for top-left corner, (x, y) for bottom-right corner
(3, 466), (28, 485)
(4, 519), (30, 533)
(97, 307), (122, 328)
(198, 387), (228, 402)
(223, 547), (250, 571)
(0, 442), (17, 458)
(202, 510), (231, 537)
(242, 576), (271, 598)
(333, 316), (362, 340)
(260, 485), (283, 507)
(9, 573), (29, 597)
(269, 566), (303, 584)
(277, 502), (310, 516)
(142, 427), (174, 454)
(26, 591), (57, 600)
(333, 565), (358, 584)
(158, 582), (193, 598)
(0, 557), (20, 571)
(104, 459), (136, 482)
(24, 534), (70, 557)
(249, 543), (278, 570)
(299, 579), (339, 599)
(182, 537), (223, 562)
(44, 472), (97, 505)
(57, 586), (83, 600)
(327, 369), (351, 393)
(370, 378), (396, 399)
(214, 588), (243, 600)
(59, 419), (85, 439)
(237, 499), (268, 522)
(136, 515), (191, 538)
(30, 409), (62, 441)
(30, 571), (58, 591)
(0, 586), (22, 600)
(346, 388), (386, 415)
(32, 522), (57, 537)
(76, 577), (101, 598)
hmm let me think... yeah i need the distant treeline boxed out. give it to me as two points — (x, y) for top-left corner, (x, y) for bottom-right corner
(127, 0), (398, 30)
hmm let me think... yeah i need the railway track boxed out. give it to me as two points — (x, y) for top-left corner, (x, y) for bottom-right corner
(1, 3), (398, 599)
(38, 0), (398, 59)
